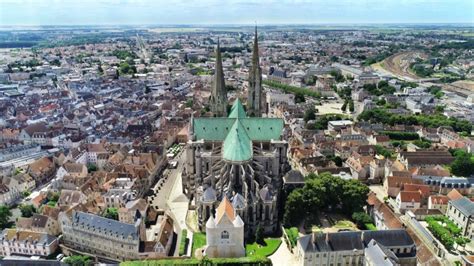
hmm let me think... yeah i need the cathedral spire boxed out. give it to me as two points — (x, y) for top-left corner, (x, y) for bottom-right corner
(210, 37), (227, 117)
(247, 25), (263, 117)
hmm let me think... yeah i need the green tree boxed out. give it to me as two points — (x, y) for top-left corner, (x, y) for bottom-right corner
(352, 212), (373, 228)
(0, 205), (12, 228)
(103, 207), (119, 220)
(341, 100), (347, 112)
(451, 153), (474, 177)
(341, 180), (370, 215)
(348, 100), (355, 112)
(64, 255), (93, 266)
(87, 164), (97, 173)
(255, 224), (265, 245)
(304, 107), (316, 122)
(19, 204), (36, 218)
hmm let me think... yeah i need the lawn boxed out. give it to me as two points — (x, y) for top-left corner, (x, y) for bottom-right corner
(191, 232), (206, 257)
(365, 223), (377, 230)
(334, 220), (356, 228)
(245, 238), (282, 258)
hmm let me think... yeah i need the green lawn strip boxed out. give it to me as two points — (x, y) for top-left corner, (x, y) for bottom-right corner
(245, 238), (282, 258)
(179, 229), (188, 256)
(191, 232), (206, 257)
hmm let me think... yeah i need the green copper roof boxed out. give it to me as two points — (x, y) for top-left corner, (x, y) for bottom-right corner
(223, 119), (252, 162)
(228, 99), (246, 119)
(192, 100), (284, 162)
(193, 118), (283, 141)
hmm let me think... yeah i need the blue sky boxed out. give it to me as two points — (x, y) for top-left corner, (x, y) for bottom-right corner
(0, 0), (473, 26)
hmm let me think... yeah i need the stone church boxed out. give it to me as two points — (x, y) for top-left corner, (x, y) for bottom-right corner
(204, 196), (245, 258)
(183, 28), (289, 236)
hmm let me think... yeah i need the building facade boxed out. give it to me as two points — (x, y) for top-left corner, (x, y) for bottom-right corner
(296, 230), (416, 266)
(0, 229), (58, 257)
(204, 196), (245, 258)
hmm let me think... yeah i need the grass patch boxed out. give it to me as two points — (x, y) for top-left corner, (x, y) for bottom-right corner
(334, 220), (355, 228)
(365, 223), (377, 230)
(245, 238), (281, 258)
(191, 232), (206, 257)
(284, 227), (299, 248)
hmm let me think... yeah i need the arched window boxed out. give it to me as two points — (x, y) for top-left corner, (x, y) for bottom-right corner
(221, 230), (229, 239)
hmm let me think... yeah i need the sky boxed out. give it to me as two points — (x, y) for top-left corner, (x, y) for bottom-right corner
(0, 0), (473, 26)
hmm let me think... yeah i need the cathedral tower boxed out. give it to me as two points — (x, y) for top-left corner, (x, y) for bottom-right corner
(247, 26), (263, 117)
(210, 39), (227, 117)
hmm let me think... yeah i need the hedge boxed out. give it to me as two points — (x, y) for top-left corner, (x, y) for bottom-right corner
(179, 229), (187, 256)
(120, 256), (272, 266)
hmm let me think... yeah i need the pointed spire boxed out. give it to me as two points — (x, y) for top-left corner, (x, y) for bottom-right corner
(211, 37), (227, 117)
(248, 24), (263, 117)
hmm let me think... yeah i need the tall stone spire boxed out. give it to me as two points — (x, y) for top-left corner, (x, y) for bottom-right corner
(247, 25), (263, 117)
(210, 38), (227, 117)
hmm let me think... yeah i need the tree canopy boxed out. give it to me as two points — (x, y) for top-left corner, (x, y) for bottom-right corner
(19, 204), (36, 218)
(0, 205), (12, 229)
(283, 172), (369, 227)
(64, 255), (93, 266)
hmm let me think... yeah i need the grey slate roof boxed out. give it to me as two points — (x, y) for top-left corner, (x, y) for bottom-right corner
(72, 211), (139, 240)
(298, 229), (415, 255)
(283, 170), (304, 184)
(451, 197), (474, 217)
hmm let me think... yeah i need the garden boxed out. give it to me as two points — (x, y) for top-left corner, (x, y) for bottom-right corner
(425, 216), (471, 251)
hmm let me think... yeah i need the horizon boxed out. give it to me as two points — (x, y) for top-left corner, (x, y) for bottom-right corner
(1, 0), (473, 26)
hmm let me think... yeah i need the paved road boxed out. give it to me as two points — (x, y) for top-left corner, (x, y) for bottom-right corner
(150, 149), (189, 256)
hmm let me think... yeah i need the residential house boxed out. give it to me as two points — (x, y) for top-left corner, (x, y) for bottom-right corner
(446, 197), (474, 239)
(0, 229), (59, 257)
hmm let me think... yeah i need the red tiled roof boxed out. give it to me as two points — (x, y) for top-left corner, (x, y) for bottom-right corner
(399, 191), (422, 203)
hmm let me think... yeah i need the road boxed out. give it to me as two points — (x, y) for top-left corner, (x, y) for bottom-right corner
(149, 149), (189, 256)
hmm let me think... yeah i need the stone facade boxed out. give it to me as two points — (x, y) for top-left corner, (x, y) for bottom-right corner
(204, 196), (245, 258)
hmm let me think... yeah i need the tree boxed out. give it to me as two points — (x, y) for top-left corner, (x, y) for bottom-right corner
(352, 212), (373, 228)
(64, 255), (93, 266)
(451, 153), (474, 177)
(0, 205), (12, 228)
(348, 100), (355, 112)
(341, 180), (370, 215)
(103, 207), (118, 220)
(87, 164), (97, 173)
(19, 204), (36, 218)
(341, 101), (347, 112)
(303, 107), (316, 122)
(255, 224), (265, 245)
(333, 156), (343, 167)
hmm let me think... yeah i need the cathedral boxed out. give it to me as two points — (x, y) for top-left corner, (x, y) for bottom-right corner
(183, 28), (289, 236)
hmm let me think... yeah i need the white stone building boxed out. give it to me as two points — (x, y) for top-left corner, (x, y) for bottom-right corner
(204, 196), (245, 258)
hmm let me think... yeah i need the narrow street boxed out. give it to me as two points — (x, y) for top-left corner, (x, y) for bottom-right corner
(149, 149), (189, 256)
